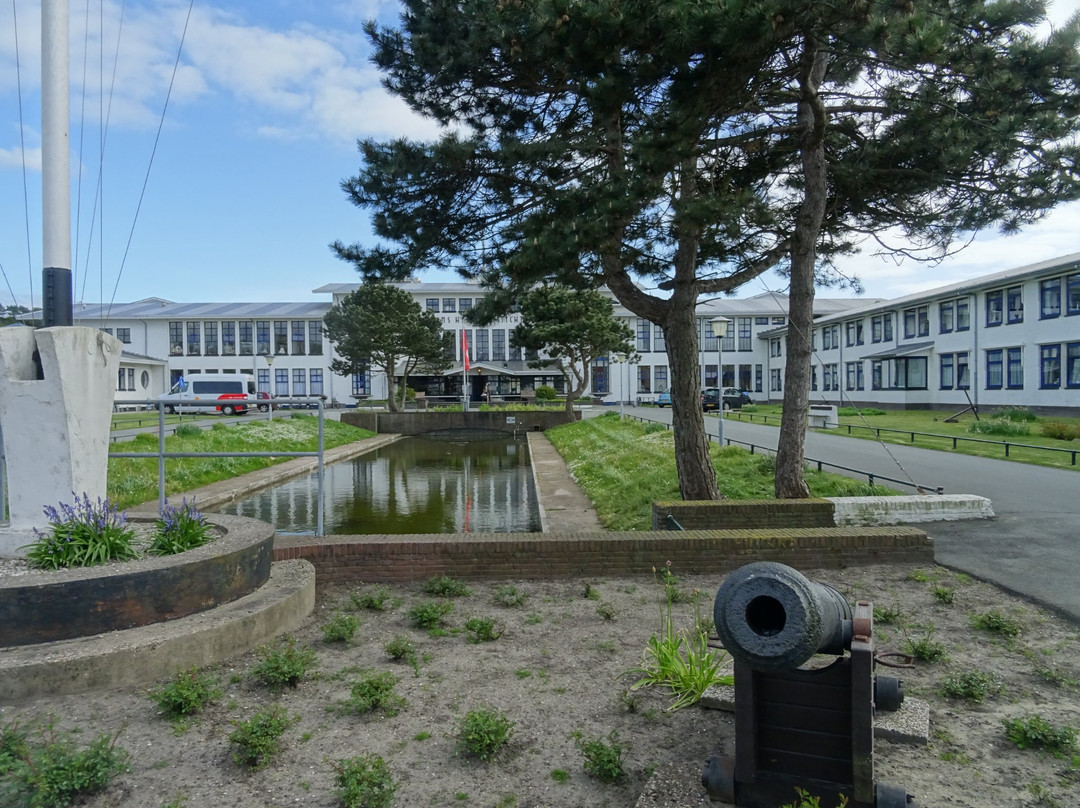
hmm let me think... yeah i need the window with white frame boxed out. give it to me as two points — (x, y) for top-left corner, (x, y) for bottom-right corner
(1067, 273), (1080, 316)
(459, 298), (473, 312)
(291, 321), (306, 355)
(222, 322), (236, 355)
(1067, 342), (1080, 388)
(957, 351), (970, 389)
(956, 299), (970, 330)
(770, 338), (781, 357)
(653, 324), (666, 353)
(1041, 278), (1062, 319)
(1040, 344), (1061, 388)
(636, 319), (651, 352)
(492, 329), (506, 361)
(939, 301), (954, 333)
(654, 365), (668, 393)
(940, 354), (955, 389)
(1007, 347), (1024, 389)
(1007, 286), (1024, 324)
(116, 327), (131, 344)
(737, 317), (752, 351)
(352, 370), (370, 396)
(986, 349), (1004, 389)
(475, 329), (489, 361)
(845, 361), (864, 390)
(426, 298), (439, 312)
(442, 298), (456, 313)
(292, 368), (306, 396)
(187, 322), (201, 355)
(770, 368), (782, 391)
(592, 356), (608, 394)
(845, 321), (864, 347)
(637, 365), (651, 393)
(986, 290), (1004, 326)
(308, 321), (323, 356)
(275, 368), (289, 396)
(310, 369), (324, 396)
(257, 369), (270, 393)
(204, 322), (218, 356)
(169, 322), (183, 355)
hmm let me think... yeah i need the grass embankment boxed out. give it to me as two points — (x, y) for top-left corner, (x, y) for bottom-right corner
(107, 416), (375, 509)
(727, 404), (1080, 471)
(546, 412), (891, 531)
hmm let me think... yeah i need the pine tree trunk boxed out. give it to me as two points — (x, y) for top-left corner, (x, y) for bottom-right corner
(775, 39), (827, 500)
(665, 303), (720, 501)
(385, 369), (401, 413)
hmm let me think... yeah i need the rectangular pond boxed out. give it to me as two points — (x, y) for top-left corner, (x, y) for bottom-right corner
(217, 432), (541, 534)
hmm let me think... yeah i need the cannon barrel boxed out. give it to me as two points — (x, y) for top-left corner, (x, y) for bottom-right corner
(713, 561), (853, 672)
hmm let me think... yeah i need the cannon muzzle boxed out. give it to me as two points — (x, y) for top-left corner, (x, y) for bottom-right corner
(713, 561), (853, 672)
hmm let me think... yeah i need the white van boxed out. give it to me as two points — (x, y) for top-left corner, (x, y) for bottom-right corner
(159, 374), (256, 415)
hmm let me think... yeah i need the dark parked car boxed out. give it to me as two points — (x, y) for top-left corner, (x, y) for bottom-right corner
(702, 387), (753, 411)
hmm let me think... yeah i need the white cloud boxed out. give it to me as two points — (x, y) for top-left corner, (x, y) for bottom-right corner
(0, 144), (40, 170)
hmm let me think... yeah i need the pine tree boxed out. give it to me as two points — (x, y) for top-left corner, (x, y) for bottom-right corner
(336, 0), (1080, 499)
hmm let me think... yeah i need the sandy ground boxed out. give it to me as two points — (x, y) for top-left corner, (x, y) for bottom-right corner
(3, 562), (1079, 808)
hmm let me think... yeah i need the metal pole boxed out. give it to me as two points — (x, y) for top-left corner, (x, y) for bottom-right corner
(158, 404), (166, 511)
(42, 0), (72, 327)
(316, 399), (325, 537)
(718, 342), (725, 446)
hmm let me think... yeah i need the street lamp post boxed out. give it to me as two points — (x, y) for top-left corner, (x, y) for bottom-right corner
(710, 317), (732, 447)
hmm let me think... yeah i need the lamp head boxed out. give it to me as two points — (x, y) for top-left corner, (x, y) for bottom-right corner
(710, 316), (732, 338)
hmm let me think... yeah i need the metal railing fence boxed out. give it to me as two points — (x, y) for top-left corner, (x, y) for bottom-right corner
(726, 410), (1078, 467)
(621, 412), (943, 495)
(109, 398), (327, 535)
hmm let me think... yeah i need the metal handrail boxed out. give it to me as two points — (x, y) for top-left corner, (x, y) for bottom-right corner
(727, 410), (1078, 466)
(621, 413), (943, 495)
(109, 399), (326, 535)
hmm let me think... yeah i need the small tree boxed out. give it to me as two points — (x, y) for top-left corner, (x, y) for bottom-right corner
(507, 286), (634, 414)
(323, 283), (451, 412)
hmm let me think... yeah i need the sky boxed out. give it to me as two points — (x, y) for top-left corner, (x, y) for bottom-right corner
(1, 0), (1079, 313)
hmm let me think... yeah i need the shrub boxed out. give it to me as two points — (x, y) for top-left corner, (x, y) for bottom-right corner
(149, 667), (222, 718)
(341, 671), (405, 717)
(174, 423), (202, 438)
(941, 671), (1004, 703)
(903, 626), (947, 663)
(967, 418), (1030, 437)
(23, 493), (137, 570)
(407, 600), (454, 629)
(322, 612), (361, 643)
(971, 610), (1022, 638)
(1002, 715), (1079, 756)
(1041, 421), (1080, 441)
(147, 498), (213, 556)
(384, 635), (417, 663)
(422, 576), (471, 598)
(575, 731), (624, 782)
(334, 753), (396, 808)
(933, 586), (955, 605)
(0, 720), (129, 807)
(252, 636), (317, 689)
(873, 604), (905, 626)
(535, 385), (558, 401)
(996, 406), (1039, 423)
(492, 584), (526, 608)
(458, 708), (514, 760)
(351, 585), (392, 611)
(229, 704), (292, 769)
(838, 407), (886, 416)
(596, 602), (617, 621)
(465, 616), (502, 643)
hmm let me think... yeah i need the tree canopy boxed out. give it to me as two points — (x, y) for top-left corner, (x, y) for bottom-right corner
(336, 0), (1080, 498)
(507, 286), (634, 413)
(323, 283), (451, 411)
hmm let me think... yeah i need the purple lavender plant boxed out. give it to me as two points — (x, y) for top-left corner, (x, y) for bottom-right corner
(23, 492), (137, 570)
(148, 497), (213, 556)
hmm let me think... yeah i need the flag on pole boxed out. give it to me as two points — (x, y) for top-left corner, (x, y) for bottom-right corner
(462, 329), (471, 371)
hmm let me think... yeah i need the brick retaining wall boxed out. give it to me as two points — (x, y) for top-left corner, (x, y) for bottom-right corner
(652, 498), (836, 530)
(273, 526), (933, 583)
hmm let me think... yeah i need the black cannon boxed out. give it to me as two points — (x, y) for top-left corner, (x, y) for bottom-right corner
(702, 562), (914, 808)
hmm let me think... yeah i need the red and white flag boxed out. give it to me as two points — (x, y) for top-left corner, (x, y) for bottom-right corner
(461, 329), (471, 371)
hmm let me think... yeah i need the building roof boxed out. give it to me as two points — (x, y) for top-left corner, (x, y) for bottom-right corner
(55, 301), (332, 321)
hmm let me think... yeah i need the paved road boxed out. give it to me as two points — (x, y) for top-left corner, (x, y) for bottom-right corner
(593, 405), (1080, 623)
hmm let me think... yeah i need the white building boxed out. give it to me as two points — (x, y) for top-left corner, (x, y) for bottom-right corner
(33, 252), (1080, 415)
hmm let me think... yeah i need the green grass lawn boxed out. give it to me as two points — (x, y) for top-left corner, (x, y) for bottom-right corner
(726, 404), (1080, 471)
(546, 413), (892, 531)
(107, 416), (375, 509)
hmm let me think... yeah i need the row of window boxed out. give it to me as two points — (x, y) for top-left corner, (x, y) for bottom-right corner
(776, 343), (1080, 393)
(634, 317), (783, 354)
(167, 321), (323, 358)
(426, 297), (475, 314)
(802, 271), (1080, 354)
(254, 368), (325, 396)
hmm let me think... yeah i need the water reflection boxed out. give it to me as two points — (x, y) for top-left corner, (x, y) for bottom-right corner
(218, 433), (540, 534)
